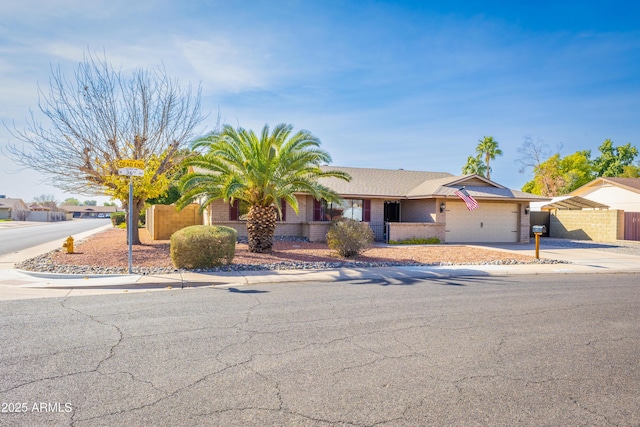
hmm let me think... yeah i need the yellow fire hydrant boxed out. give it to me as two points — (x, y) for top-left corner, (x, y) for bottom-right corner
(62, 236), (74, 254)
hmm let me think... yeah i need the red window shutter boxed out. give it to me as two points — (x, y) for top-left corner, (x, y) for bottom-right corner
(313, 199), (322, 221)
(229, 200), (239, 221)
(363, 199), (371, 222)
(280, 199), (287, 221)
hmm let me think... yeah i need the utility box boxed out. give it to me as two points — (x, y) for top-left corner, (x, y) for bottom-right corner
(532, 225), (546, 234)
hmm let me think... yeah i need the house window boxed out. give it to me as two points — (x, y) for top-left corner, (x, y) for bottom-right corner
(230, 200), (250, 221)
(231, 200), (285, 221)
(314, 199), (371, 222)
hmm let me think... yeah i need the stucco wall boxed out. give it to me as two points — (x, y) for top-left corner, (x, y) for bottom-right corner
(550, 209), (624, 242)
(146, 204), (202, 240)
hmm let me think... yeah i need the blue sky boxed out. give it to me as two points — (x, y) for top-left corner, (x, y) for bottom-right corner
(1, 0), (639, 205)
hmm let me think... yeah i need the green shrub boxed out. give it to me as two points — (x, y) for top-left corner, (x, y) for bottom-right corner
(111, 212), (126, 227)
(138, 210), (146, 227)
(326, 218), (374, 258)
(389, 237), (440, 245)
(170, 225), (237, 269)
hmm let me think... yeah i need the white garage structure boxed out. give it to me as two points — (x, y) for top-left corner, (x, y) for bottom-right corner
(445, 201), (520, 243)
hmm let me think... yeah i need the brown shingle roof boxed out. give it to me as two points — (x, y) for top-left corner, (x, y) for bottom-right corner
(320, 166), (548, 201)
(600, 177), (640, 191)
(318, 166), (454, 197)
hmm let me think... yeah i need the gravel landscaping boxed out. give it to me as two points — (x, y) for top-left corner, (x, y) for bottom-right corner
(14, 227), (569, 275)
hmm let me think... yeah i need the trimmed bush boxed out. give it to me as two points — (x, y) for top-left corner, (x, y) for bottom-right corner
(326, 218), (374, 258)
(389, 237), (440, 245)
(111, 212), (126, 227)
(170, 225), (237, 269)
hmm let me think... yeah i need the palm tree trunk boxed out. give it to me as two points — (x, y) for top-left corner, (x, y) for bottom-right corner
(246, 205), (277, 253)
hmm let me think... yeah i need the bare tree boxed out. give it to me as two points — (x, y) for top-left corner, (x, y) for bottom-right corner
(517, 136), (562, 196)
(4, 52), (204, 244)
(32, 194), (59, 211)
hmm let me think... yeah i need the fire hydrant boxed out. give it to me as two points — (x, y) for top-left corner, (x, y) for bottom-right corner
(62, 236), (74, 254)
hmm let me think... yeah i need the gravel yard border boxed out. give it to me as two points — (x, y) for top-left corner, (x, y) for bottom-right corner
(15, 228), (570, 276)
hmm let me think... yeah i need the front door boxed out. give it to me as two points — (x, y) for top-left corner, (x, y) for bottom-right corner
(384, 201), (400, 222)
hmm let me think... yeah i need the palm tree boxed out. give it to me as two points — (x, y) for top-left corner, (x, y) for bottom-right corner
(476, 136), (503, 180)
(177, 123), (350, 253)
(461, 155), (487, 176)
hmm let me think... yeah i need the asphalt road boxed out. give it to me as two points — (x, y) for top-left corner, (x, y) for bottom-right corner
(1, 273), (638, 426)
(0, 219), (111, 256)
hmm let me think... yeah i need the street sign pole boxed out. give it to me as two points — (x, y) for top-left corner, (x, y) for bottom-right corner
(128, 174), (133, 274)
(117, 160), (145, 275)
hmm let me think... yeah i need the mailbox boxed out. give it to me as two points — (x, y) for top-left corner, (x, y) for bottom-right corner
(532, 225), (546, 234)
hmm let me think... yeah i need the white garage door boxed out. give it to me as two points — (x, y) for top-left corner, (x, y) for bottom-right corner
(445, 201), (519, 243)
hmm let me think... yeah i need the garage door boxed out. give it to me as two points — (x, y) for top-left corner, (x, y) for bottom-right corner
(445, 201), (519, 243)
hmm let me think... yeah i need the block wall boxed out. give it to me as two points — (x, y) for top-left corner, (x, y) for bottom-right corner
(146, 204), (202, 240)
(550, 209), (624, 242)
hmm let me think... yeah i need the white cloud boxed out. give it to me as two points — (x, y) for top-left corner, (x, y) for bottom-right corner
(177, 38), (273, 93)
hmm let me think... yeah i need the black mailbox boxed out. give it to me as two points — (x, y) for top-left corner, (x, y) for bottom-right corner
(532, 225), (546, 234)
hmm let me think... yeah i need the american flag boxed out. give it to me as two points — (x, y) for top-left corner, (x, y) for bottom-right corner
(454, 187), (479, 211)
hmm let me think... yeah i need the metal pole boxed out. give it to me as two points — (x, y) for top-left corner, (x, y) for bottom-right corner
(128, 175), (133, 274)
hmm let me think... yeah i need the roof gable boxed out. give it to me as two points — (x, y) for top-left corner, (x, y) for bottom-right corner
(570, 177), (640, 196)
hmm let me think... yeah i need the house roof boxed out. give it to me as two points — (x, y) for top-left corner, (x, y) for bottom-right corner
(570, 177), (640, 195)
(317, 167), (454, 198)
(530, 196), (610, 211)
(0, 198), (29, 210)
(59, 205), (118, 213)
(319, 166), (548, 202)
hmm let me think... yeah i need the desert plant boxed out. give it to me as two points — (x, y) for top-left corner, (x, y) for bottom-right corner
(177, 123), (350, 253)
(170, 225), (237, 269)
(326, 218), (374, 258)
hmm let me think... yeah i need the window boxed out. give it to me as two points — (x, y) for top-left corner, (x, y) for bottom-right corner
(230, 200), (250, 221)
(230, 200), (286, 221)
(314, 199), (371, 222)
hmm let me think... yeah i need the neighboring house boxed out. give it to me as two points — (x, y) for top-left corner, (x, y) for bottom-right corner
(0, 197), (30, 220)
(202, 166), (548, 243)
(59, 205), (118, 218)
(569, 177), (640, 212)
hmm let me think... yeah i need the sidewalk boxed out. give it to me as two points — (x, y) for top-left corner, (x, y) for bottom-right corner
(1, 235), (639, 300)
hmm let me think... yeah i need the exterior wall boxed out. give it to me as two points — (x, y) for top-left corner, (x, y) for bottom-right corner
(200, 195), (531, 244)
(208, 199), (231, 222)
(433, 198), (446, 223)
(550, 209), (624, 242)
(146, 204), (202, 240)
(302, 222), (331, 242)
(574, 186), (640, 212)
(388, 222), (445, 242)
(210, 221), (248, 238)
(401, 200), (436, 222)
(519, 203), (531, 243)
(370, 199), (384, 223)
